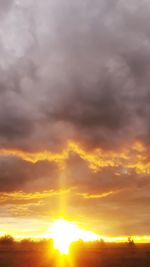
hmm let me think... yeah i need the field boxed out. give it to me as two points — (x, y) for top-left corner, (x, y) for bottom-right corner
(0, 242), (150, 267)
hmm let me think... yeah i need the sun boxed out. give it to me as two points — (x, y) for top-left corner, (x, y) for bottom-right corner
(50, 219), (99, 254)
(50, 219), (79, 254)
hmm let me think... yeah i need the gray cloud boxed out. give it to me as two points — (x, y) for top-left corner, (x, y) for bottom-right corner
(0, 0), (13, 13)
(0, 156), (59, 192)
(0, 0), (150, 236)
(0, 0), (150, 150)
(65, 154), (150, 194)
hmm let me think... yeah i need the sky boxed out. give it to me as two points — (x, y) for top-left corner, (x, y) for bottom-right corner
(0, 0), (150, 240)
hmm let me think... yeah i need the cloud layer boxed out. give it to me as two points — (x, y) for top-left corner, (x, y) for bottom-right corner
(0, 0), (150, 150)
(0, 0), (150, 237)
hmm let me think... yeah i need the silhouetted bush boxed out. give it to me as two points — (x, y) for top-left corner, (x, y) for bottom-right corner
(20, 238), (33, 245)
(0, 235), (14, 245)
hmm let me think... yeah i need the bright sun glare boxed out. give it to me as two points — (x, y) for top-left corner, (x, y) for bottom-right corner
(50, 219), (99, 254)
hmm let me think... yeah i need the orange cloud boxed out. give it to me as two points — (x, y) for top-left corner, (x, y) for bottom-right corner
(0, 188), (120, 207)
(0, 141), (116, 170)
(77, 190), (119, 199)
(0, 189), (71, 204)
(0, 140), (149, 174)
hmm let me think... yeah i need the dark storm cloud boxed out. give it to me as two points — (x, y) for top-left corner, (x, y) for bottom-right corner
(0, 156), (59, 192)
(0, 0), (150, 150)
(0, 105), (32, 140)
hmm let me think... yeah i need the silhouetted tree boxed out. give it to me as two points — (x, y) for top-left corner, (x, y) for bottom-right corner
(128, 236), (135, 246)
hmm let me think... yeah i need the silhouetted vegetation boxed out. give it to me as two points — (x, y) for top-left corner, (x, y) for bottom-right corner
(127, 236), (135, 247)
(0, 235), (14, 245)
(0, 236), (150, 267)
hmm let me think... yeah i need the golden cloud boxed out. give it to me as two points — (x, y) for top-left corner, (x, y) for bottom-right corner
(0, 141), (149, 174)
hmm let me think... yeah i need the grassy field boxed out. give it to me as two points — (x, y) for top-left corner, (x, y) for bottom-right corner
(73, 245), (150, 267)
(0, 242), (150, 267)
